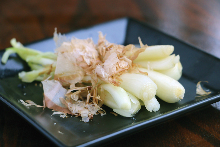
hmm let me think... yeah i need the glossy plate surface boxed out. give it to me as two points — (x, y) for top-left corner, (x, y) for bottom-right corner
(0, 18), (220, 146)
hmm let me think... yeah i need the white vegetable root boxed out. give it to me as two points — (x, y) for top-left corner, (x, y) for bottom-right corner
(139, 68), (185, 103)
(99, 84), (131, 110)
(144, 97), (160, 112)
(113, 92), (141, 117)
(135, 54), (180, 70)
(135, 45), (174, 61)
(119, 73), (157, 110)
(156, 62), (183, 80)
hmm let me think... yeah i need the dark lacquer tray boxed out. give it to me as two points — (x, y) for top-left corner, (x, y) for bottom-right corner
(0, 18), (220, 147)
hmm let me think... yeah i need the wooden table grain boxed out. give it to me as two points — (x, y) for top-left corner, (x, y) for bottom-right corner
(1, 0), (220, 146)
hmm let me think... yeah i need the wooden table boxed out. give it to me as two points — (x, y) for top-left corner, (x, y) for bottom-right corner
(1, 0), (220, 146)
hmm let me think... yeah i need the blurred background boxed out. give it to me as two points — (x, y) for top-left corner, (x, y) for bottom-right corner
(1, 0), (220, 146)
(1, 0), (220, 57)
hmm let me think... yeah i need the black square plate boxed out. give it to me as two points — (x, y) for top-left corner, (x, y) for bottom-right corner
(0, 18), (220, 146)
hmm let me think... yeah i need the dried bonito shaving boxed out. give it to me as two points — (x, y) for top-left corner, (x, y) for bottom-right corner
(196, 81), (211, 96)
(19, 99), (44, 107)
